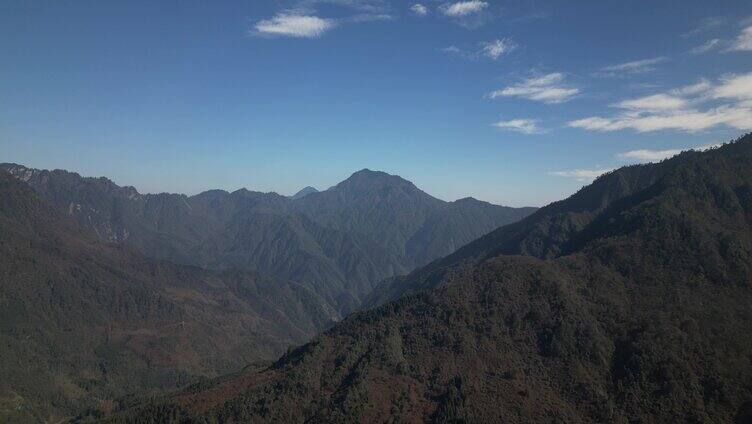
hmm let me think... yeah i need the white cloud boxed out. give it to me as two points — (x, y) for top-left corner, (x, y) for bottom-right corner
(598, 57), (667, 75)
(492, 119), (540, 134)
(569, 72), (752, 134)
(683, 16), (726, 37)
(442, 38), (517, 61)
(618, 148), (682, 162)
(482, 39), (516, 60)
(713, 72), (752, 100)
(618, 143), (722, 163)
(252, 1), (392, 38)
(443, 1), (488, 17)
(730, 26), (752, 51)
(690, 38), (722, 54)
(672, 79), (712, 96)
(311, 0), (393, 16)
(410, 4), (428, 16)
(346, 13), (393, 23)
(488, 73), (580, 104)
(549, 168), (613, 182)
(440, 45), (480, 60)
(569, 106), (752, 133)
(254, 14), (335, 38)
(616, 94), (688, 112)
(555, 144), (723, 185)
(568, 117), (624, 131)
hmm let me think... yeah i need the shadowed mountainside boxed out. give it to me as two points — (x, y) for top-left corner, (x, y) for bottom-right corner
(0, 171), (338, 423)
(103, 134), (752, 423)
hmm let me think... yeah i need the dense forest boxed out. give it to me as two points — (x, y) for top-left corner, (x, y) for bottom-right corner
(0, 171), (340, 422)
(0, 166), (532, 422)
(96, 134), (752, 423)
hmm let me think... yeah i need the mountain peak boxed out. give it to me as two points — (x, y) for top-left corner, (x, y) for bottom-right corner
(1, 163), (40, 183)
(291, 186), (319, 200)
(352, 168), (383, 175)
(340, 169), (415, 189)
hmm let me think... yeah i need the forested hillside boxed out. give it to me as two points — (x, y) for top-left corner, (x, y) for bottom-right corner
(0, 172), (333, 423)
(104, 135), (752, 423)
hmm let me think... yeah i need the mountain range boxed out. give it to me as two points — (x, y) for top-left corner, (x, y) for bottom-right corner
(0, 164), (534, 318)
(0, 170), (344, 423)
(0, 165), (533, 422)
(98, 134), (752, 423)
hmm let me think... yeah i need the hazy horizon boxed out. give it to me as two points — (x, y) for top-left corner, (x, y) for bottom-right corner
(2, 0), (751, 207)
(4, 161), (540, 207)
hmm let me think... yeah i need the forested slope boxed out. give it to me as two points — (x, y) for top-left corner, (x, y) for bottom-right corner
(0, 172), (333, 423)
(105, 135), (752, 423)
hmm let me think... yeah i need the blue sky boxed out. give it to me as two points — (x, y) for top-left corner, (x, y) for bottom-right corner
(1, 0), (751, 206)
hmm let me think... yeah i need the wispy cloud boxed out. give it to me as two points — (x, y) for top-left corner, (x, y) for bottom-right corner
(671, 79), (712, 96)
(729, 25), (752, 51)
(293, 0), (392, 15)
(616, 94), (688, 112)
(554, 144), (723, 184)
(440, 45), (478, 60)
(683, 16), (726, 37)
(441, 45), (462, 54)
(488, 73), (580, 104)
(492, 119), (540, 134)
(442, 38), (517, 60)
(597, 57), (667, 76)
(685, 18), (752, 54)
(254, 14), (335, 38)
(410, 3), (429, 16)
(618, 148), (682, 162)
(443, 1), (488, 17)
(569, 73), (752, 133)
(345, 13), (392, 23)
(482, 39), (517, 59)
(252, 0), (392, 38)
(549, 168), (613, 182)
(618, 143), (722, 162)
(690, 38), (722, 54)
(713, 72), (752, 100)
(569, 108), (752, 133)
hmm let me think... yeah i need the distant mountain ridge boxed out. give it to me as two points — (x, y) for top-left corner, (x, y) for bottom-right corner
(291, 186), (319, 199)
(294, 169), (534, 269)
(0, 164), (535, 317)
(0, 171), (337, 423)
(106, 134), (752, 423)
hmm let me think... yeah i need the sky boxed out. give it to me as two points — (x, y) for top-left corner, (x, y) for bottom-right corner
(1, 0), (751, 207)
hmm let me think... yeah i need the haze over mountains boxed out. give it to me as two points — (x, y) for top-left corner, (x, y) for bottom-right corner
(99, 134), (752, 423)
(0, 171), (335, 422)
(1, 164), (534, 318)
(4, 136), (752, 423)
(0, 164), (533, 422)
(4, 1), (752, 422)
